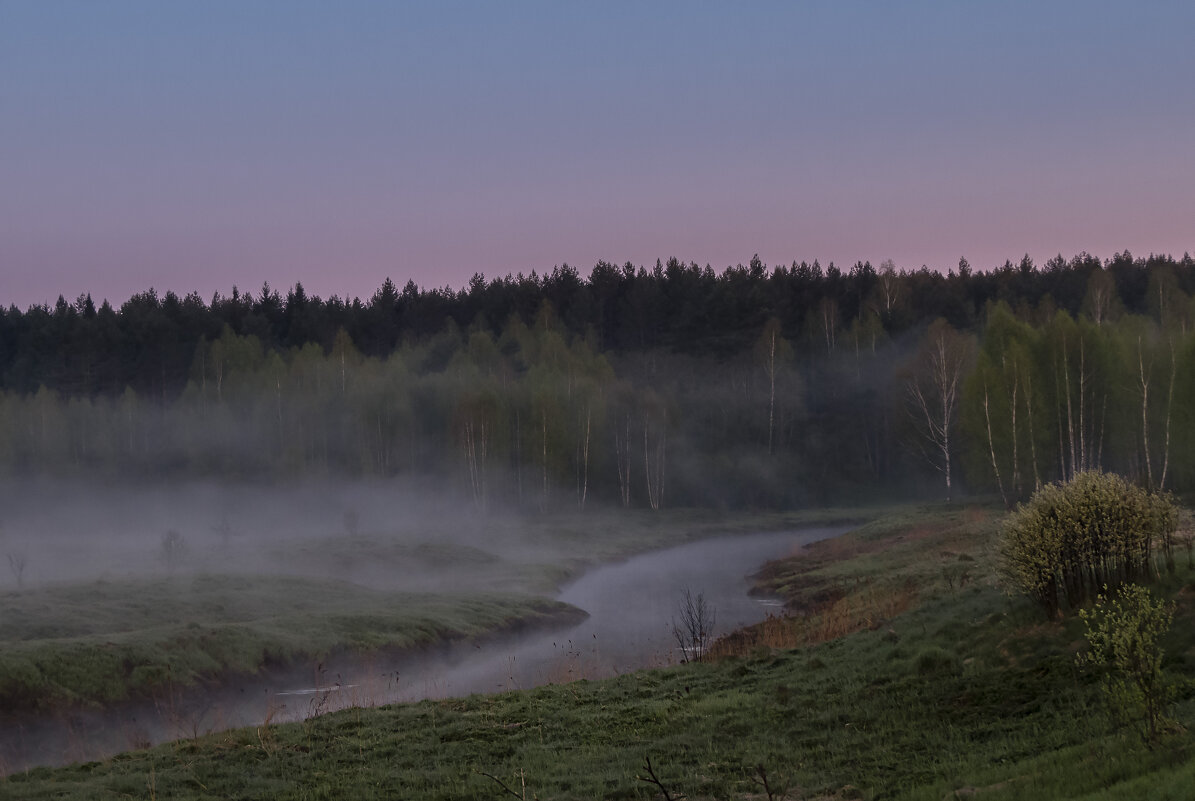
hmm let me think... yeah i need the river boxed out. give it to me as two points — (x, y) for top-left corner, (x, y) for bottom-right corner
(0, 525), (844, 773)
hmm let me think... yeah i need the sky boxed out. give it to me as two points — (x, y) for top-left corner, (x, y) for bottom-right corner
(2, 1), (1193, 309)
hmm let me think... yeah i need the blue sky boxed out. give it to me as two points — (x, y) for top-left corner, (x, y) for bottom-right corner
(2, 1), (1193, 307)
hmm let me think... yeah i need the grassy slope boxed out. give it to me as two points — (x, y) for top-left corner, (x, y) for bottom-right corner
(0, 575), (582, 712)
(0, 506), (871, 715)
(6, 504), (1194, 799)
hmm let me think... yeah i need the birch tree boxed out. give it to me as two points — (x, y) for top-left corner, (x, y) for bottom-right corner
(1044, 312), (1118, 481)
(906, 319), (974, 500)
(963, 304), (1045, 505)
(641, 390), (668, 511)
(1119, 318), (1178, 491)
(875, 259), (901, 319)
(754, 318), (793, 455)
(1081, 268), (1120, 327)
(611, 382), (636, 508)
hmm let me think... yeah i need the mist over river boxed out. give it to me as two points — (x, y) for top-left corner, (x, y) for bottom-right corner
(1, 526), (843, 773)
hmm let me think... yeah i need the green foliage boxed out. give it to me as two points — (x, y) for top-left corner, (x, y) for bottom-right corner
(9, 253), (1195, 506)
(999, 471), (1173, 616)
(1077, 583), (1177, 743)
(961, 302), (1046, 505)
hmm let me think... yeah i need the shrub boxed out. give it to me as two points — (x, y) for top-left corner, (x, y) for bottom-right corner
(672, 586), (716, 663)
(1077, 583), (1177, 743)
(999, 471), (1174, 616)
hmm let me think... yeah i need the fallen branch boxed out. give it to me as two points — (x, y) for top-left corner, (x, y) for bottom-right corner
(754, 763), (777, 801)
(476, 768), (526, 800)
(637, 755), (683, 800)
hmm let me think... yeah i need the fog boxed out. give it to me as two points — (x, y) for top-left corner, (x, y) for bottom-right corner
(0, 476), (567, 594)
(1, 512), (839, 773)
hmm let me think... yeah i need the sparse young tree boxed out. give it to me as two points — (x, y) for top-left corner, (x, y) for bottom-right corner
(1077, 583), (1177, 743)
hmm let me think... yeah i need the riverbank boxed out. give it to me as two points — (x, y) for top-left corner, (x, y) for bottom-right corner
(0, 576), (584, 715)
(0, 505), (873, 715)
(7, 503), (1194, 799)
(0, 510), (861, 774)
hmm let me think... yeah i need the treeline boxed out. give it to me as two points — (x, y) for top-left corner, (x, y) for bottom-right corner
(960, 299), (1195, 502)
(0, 310), (864, 508)
(1, 250), (1194, 509)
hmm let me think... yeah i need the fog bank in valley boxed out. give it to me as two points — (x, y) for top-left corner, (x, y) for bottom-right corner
(0, 477), (566, 595)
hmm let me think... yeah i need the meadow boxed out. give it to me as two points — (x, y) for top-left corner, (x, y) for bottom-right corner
(0, 489), (866, 718)
(4, 503), (1193, 799)
(0, 575), (582, 713)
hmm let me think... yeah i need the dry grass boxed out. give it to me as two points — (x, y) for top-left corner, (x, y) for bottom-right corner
(708, 578), (919, 658)
(710, 505), (1003, 661)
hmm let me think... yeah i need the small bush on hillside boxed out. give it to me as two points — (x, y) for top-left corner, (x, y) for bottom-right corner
(999, 471), (1174, 617)
(1077, 583), (1177, 743)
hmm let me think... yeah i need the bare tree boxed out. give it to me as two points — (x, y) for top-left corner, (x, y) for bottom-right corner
(672, 586), (716, 663)
(906, 320), (973, 501)
(7, 549), (28, 589)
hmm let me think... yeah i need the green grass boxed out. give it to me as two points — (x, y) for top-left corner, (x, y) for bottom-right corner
(752, 503), (1001, 605)
(6, 503), (1194, 799)
(0, 575), (582, 712)
(0, 505), (876, 715)
(6, 582), (1192, 799)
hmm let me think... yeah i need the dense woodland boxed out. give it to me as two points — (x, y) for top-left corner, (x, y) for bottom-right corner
(3, 250), (1195, 509)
